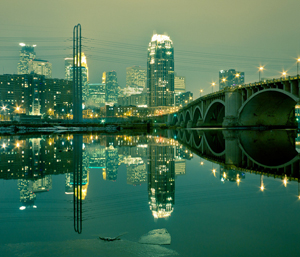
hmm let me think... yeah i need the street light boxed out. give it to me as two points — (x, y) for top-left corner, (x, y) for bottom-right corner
(281, 70), (287, 78)
(297, 58), (300, 76)
(258, 66), (264, 82)
(199, 89), (203, 97)
(211, 82), (216, 93)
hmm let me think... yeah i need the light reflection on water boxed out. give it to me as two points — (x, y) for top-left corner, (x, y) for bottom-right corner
(0, 130), (300, 256)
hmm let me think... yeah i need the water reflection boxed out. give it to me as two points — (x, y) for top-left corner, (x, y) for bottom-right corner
(0, 129), (300, 233)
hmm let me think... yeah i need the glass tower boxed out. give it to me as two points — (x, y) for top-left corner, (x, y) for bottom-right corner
(147, 34), (174, 108)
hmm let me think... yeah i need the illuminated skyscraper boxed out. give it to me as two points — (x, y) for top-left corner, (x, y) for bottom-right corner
(126, 66), (146, 95)
(174, 75), (186, 95)
(104, 71), (119, 105)
(17, 43), (36, 75)
(18, 43), (52, 78)
(64, 58), (73, 80)
(65, 53), (89, 101)
(147, 34), (174, 108)
(28, 59), (52, 78)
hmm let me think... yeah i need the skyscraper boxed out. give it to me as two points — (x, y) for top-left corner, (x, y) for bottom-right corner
(219, 69), (245, 90)
(104, 71), (119, 105)
(28, 59), (52, 78)
(174, 75), (186, 95)
(17, 43), (36, 75)
(147, 34), (174, 108)
(18, 43), (52, 78)
(64, 58), (73, 80)
(126, 66), (146, 94)
(65, 53), (89, 101)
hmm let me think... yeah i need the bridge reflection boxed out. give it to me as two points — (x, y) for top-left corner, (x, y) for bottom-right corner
(172, 129), (300, 181)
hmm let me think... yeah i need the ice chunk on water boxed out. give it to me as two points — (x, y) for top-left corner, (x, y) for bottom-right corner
(139, 228), (171, 245)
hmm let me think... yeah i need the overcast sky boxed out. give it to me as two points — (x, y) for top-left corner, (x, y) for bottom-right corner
(1, 0), (300, 97)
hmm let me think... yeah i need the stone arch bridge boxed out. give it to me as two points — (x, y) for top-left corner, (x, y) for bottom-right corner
(166, 76), (300, 128)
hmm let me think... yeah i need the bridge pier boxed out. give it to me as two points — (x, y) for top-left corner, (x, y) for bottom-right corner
(223, 89), (242, 127)
(187, 120), (193, 128)
(196, 119), (204, 127)
(223, 130), (242, 166)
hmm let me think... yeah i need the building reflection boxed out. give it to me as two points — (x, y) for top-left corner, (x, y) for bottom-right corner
(18, 176), (52, 210)
(1, 129), (300, 230)
(148, 137), (175, 219)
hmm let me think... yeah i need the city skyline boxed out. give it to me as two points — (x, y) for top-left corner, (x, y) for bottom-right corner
(0, 0), (299, 98)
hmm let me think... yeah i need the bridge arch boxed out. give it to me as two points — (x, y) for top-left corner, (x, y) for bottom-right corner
(192, 130), (203, 148)
(238, 129), (299, 168)
(192, 106), (203, 127)
(238, 89), (299, 126)
(203, 100), (225, 126)
(184, 110), (192, 127)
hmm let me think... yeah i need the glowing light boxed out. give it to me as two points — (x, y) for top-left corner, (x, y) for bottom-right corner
(2, 143), (6, 149)
(235, 73), (240, 78)
(16, 143), (20, 148)
(281, 71), (287, 77)
(151, 34), (172, 44)
(200, 161), (204, 165)
(2, 106), (6, 111)
(259, 66), (264, 71)
(222, 78), (226, 82)
(283, 175), (288, 187)
(19, 206), (26, 210)
(297, 58), (300, 62)
(19, 43), (25, 47)
(260, 185), (265, 191)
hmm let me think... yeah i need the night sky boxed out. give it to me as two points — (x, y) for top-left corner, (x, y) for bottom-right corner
(1, 0), (300, 97)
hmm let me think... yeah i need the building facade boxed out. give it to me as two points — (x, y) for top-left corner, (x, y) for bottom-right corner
(174, 75), (186, 95)
(28, 59), (52, 78)
(175, 91), (193, 108)
(104, 71), (119, 105)
(87, 83), (105, 108)
(17, 43), (36, 75)
(0, 74), (72, 119)
(219, 69), (245, 90)
(126, 66), (146, 92)
(147, 34), (174, 108)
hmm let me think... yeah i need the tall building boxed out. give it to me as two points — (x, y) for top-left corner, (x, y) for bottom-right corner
(87, 83), (105, 107)
(174, 75), (186, 95)
(104, 71), (119, 105)
(18, 43), (52, 78)
(126, 66), (146, 94)
(65, 53), (89, 101)
(219, 69), (245, 90)
(28, 59), (52, 78)
(147, 34), (174, 108)
(64, 58), (73, 80)
(17, 43), (36, 75)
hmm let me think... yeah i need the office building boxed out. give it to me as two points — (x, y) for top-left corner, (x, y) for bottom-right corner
(64, 58), (73, 80)
(0, 74), (72, 119)
(104, 71), (119, 105)
(174, 75), (186, 95)
(147, 34), (174, 108)
(87, 83), (105, 107)
(28, 59), (52, 78)
(219, 69), (245, 90)
(65, 53), (89, 101)
(17, 43), (36, 75)
(175, 91), (193, 107)
(126, 66), (146, 93)
(18, 43), (52, 78)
